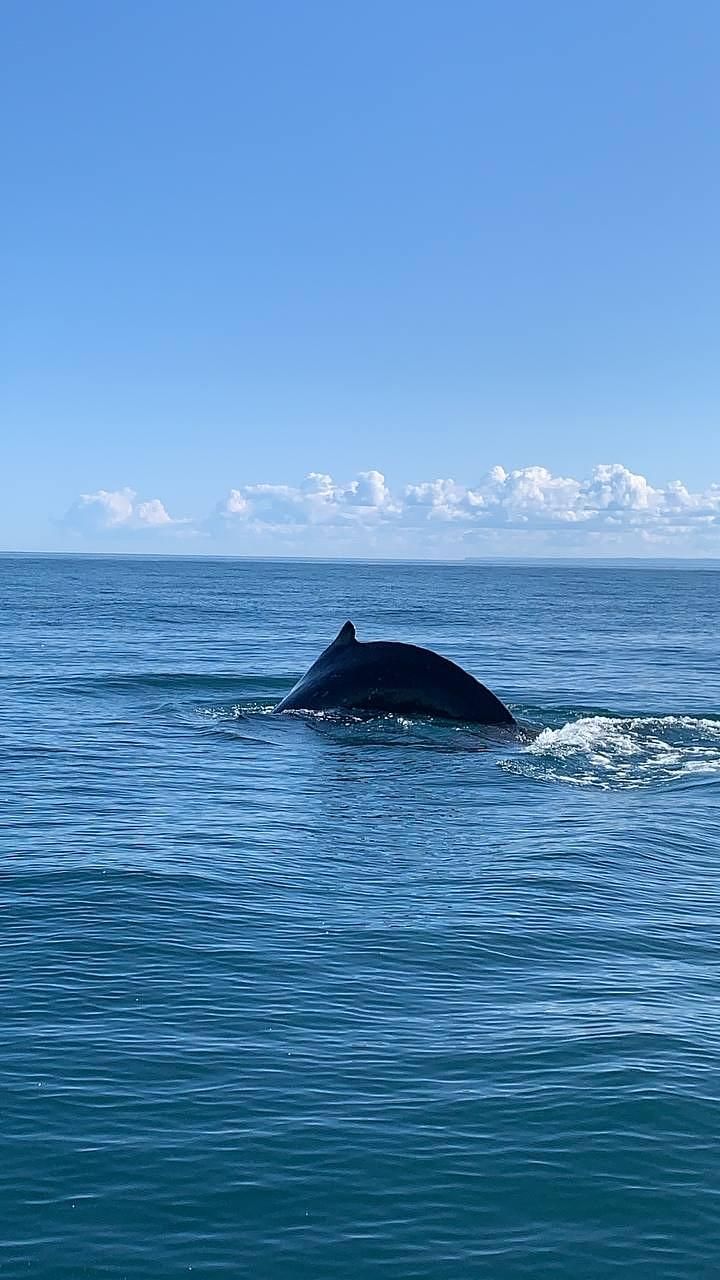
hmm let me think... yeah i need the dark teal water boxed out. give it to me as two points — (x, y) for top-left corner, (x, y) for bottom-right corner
(2, 556), (720, 1279)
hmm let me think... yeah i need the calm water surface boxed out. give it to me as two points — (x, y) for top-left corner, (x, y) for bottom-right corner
(2, 556), (720, 1278)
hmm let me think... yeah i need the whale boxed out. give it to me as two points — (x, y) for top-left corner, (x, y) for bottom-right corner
(273, 621), (515, 725)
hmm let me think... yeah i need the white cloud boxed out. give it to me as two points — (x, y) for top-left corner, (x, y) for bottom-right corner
(213, 469), (398, 530)
(404, 477), (470, 520)
(214, 463), (720, 551)
(134, 498), (174, 526)
(399, 463), (720, 536)
(583, 462), (658, 512)
(65, 488), (183, 533)
(81, 487), (136, 527)
(66, 464), (720, 554)
(345, 469), (394, 509)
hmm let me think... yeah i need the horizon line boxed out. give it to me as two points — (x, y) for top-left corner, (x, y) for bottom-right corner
(2, 550), (720, 567)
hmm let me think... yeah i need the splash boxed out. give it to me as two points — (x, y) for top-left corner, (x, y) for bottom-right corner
(501, 714), (720, 789)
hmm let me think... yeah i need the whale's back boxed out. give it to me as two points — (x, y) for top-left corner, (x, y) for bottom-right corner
(274, 623), (515, 726)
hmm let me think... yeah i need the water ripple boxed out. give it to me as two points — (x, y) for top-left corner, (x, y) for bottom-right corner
(2, 556), (720, 1278)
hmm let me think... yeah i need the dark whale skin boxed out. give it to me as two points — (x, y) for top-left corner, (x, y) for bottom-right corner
(273, 621), (515, 726)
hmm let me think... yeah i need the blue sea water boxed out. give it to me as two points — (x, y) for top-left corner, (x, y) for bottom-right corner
(2, 555), (720, 1279)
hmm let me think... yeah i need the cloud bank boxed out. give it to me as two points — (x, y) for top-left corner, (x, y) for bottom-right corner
(63, 465), (720, 555)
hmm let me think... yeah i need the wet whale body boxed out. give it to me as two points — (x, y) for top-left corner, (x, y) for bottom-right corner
(274, 622), (515, 726)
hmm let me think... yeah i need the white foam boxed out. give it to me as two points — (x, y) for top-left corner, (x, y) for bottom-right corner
(529, 716), (642, 758)
(502, 714), (720, 789)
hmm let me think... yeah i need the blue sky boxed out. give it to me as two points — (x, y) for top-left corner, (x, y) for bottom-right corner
(3, 0), (719, 555)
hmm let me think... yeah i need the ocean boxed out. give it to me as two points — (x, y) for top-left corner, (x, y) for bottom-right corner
(2, 555), (720, 1278)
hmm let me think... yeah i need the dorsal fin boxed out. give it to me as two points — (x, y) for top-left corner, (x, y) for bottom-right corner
(333, 620), (356, 646)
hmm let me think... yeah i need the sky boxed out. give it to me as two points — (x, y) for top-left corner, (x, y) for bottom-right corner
(2, 0), (719, 556)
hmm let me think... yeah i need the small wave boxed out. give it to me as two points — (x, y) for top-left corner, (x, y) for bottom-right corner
(298, 715), (494, 752)
(65, 672), (293, 698)
(197, 703), (517, 752)
(500, 714), (720, 789)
